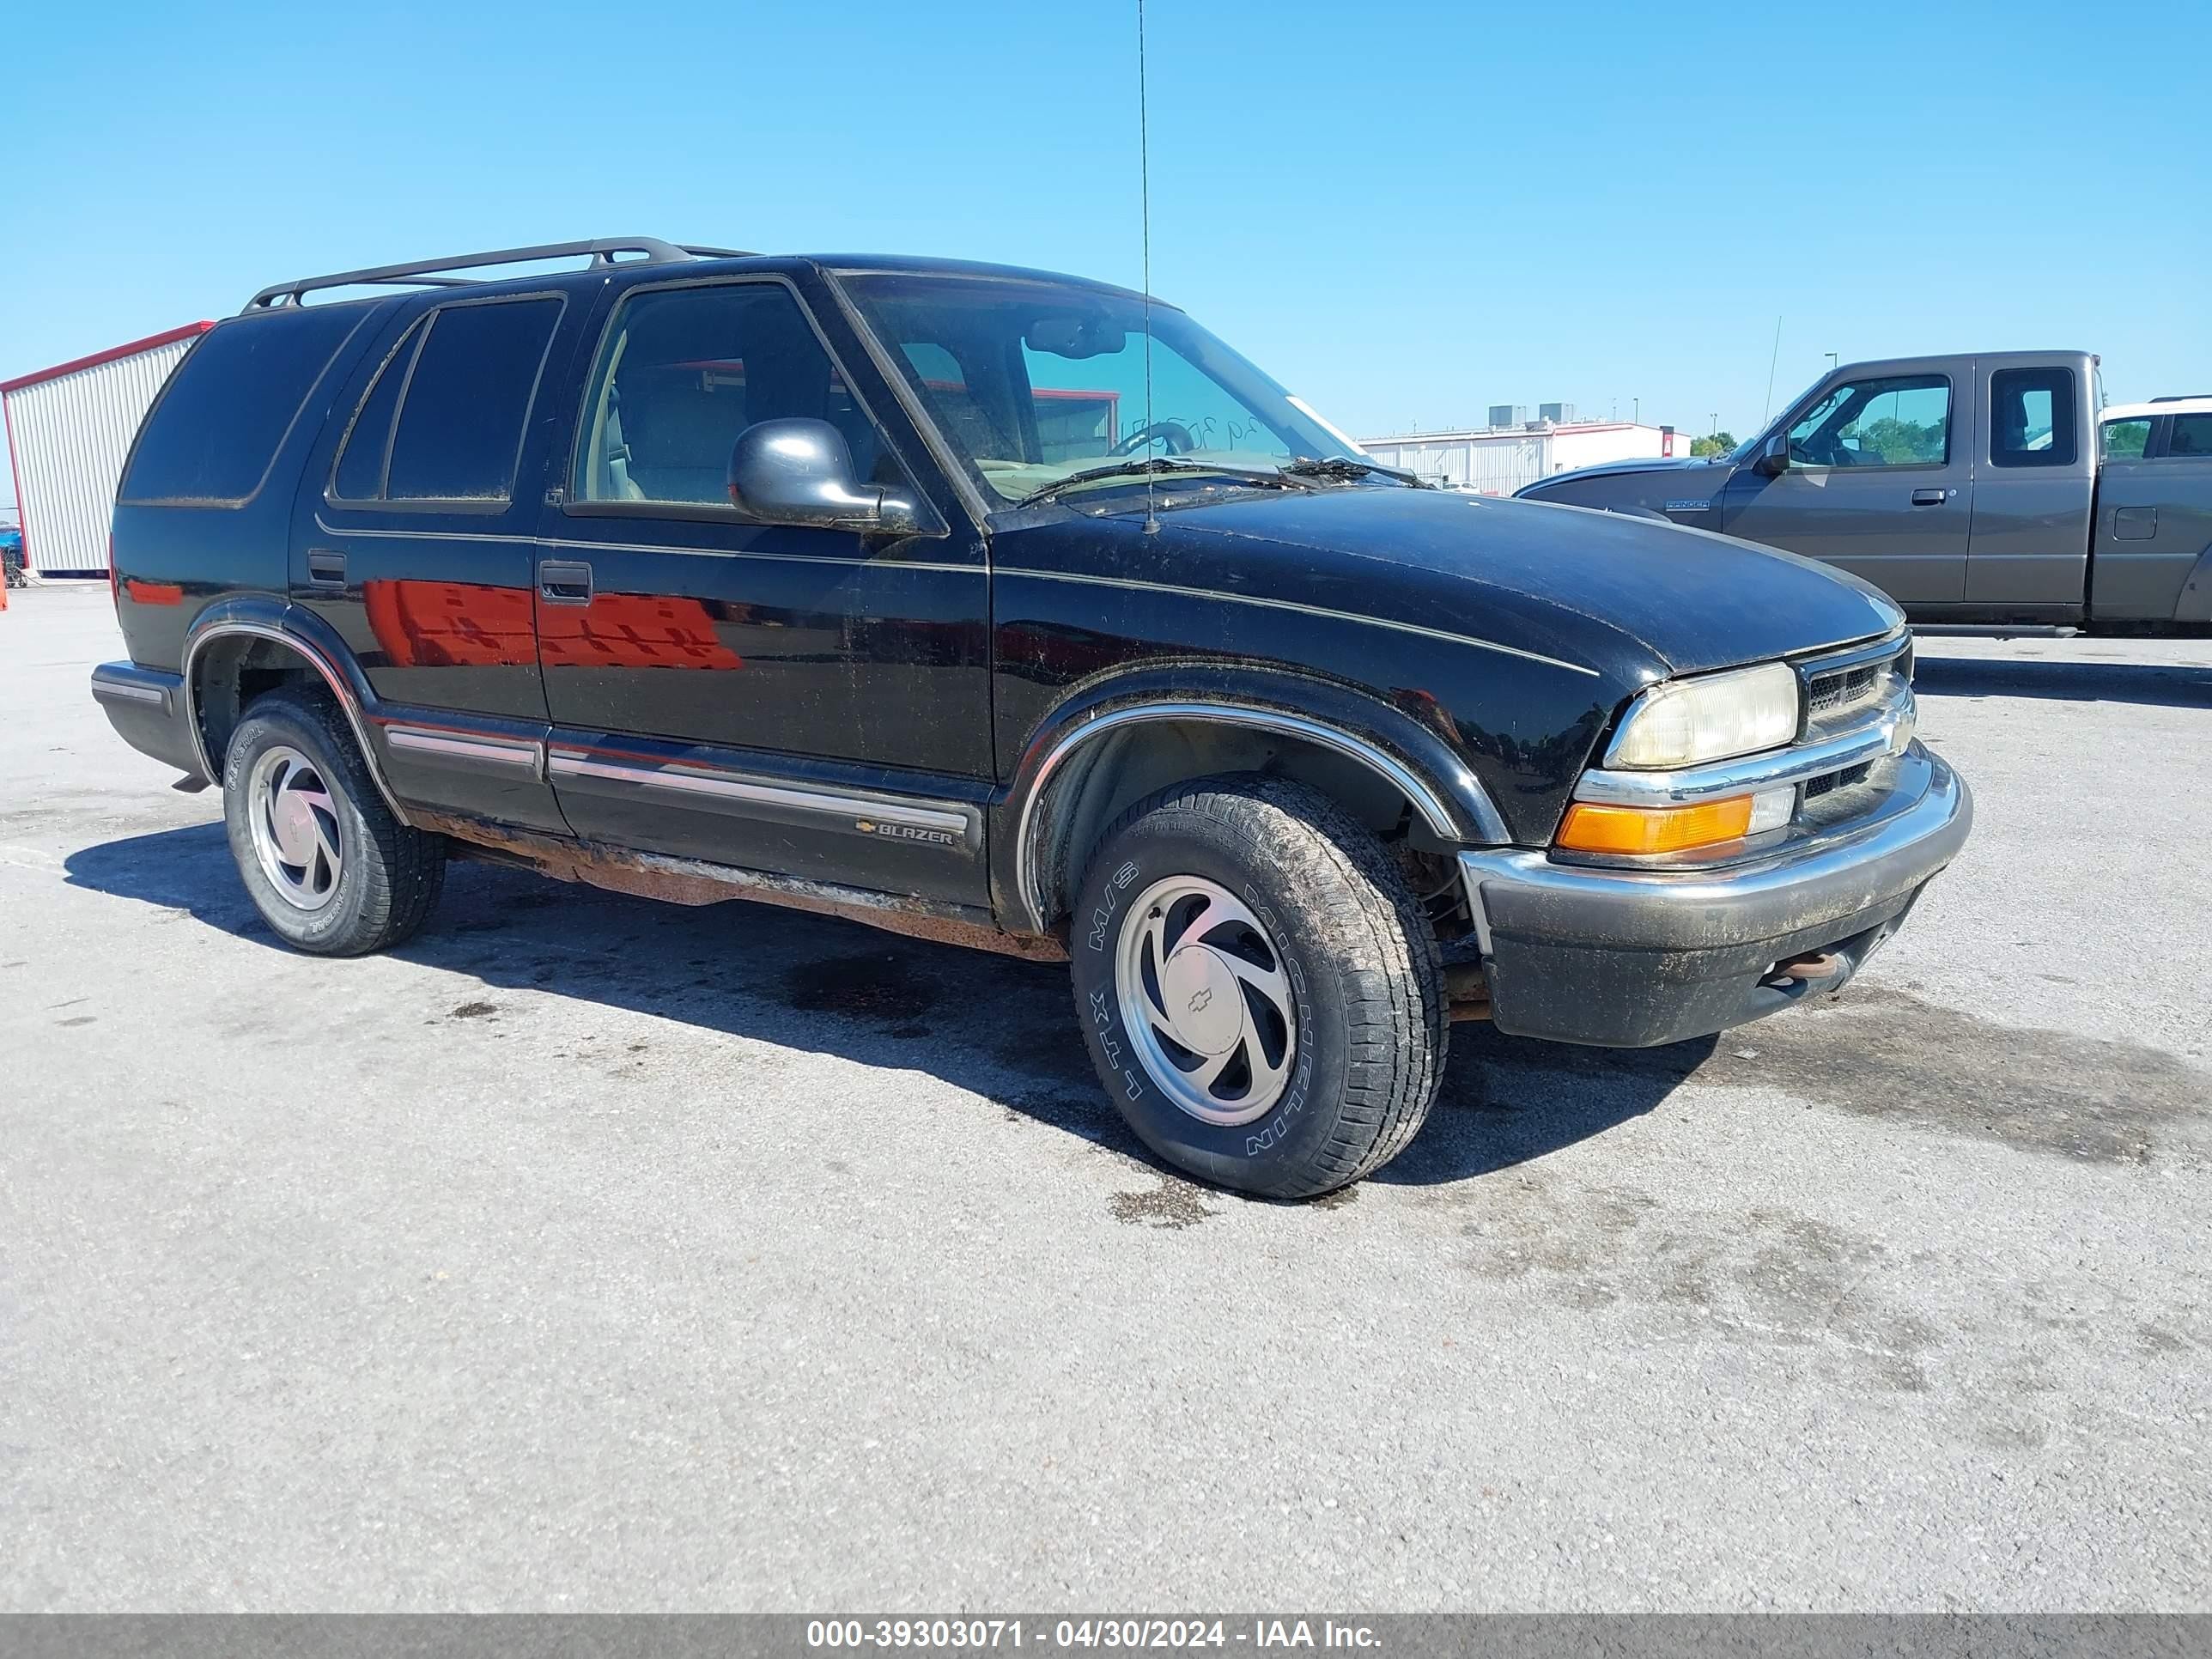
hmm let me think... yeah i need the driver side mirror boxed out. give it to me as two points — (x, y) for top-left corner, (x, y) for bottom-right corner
(726, 418), (921, 534)
(1752, 433), (1791, 478)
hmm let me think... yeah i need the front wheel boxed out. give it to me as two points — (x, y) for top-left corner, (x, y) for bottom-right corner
(222, 686), (445, 956)
(1069, 777), (1447, 1199)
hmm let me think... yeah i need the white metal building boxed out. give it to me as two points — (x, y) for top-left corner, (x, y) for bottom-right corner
(1357, 417), (1689, 496)
(2, 323), (210, 576)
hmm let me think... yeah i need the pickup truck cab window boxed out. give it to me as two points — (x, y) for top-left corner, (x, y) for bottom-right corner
(1989, 366), (2078, 468)
(841, 272), (1357, 506)
(573, 280), (896, 508)
(1787, 375), (1950, 468)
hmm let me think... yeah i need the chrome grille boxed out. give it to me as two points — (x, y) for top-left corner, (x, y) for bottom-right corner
(1801, 635), (1912, 733)
(1802, 760), (1874, 800)
(1808, 662), (1881, 717)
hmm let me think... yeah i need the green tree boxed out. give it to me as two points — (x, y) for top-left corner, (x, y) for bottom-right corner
(1853, 416), (1946, 465)
(1689, 431), (1736, 458)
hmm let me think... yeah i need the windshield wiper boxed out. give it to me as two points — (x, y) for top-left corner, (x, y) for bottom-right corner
(1279, 455), (1425, 487)
(1012, 458), (1315, 510)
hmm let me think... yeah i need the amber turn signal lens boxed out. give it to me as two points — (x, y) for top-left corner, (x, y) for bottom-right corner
(1557, 796), (1753, 855)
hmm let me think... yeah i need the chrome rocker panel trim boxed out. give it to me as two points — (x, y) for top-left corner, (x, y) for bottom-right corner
(546, 749), (977, 841)
(385, 726), (543, 770)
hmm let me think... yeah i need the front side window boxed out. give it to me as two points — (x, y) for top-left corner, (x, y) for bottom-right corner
(1787, 375), (1951, 468)
(1990, 367), (2077, 468)
(840, 273), (1361, 505)
(573, 282), (888, 507)
(2100, 418), (2152, 461)
(2169, 414), (2212, 457)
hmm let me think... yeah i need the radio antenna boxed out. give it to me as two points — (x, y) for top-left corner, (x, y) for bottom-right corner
(1137, 0), (1159, 536)
(1760, 313), (1784, 428)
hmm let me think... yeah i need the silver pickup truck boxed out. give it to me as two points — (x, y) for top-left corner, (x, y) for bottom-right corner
(1517, 353), (2212, 632)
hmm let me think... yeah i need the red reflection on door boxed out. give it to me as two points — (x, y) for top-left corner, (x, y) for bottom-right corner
(538, 592), (744, 671)
(363, 580), (538, 668)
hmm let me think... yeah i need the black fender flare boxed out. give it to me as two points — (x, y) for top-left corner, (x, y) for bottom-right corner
(999, 661), (1510, 931)
(179, 595), (411, 822)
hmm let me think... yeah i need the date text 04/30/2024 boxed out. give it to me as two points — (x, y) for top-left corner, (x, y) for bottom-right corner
(805, 1619), (1382, 1650)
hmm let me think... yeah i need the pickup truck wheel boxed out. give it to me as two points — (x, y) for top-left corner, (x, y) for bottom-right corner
(1069, 776), (1447, 1199)
(222, 687), (445, 956)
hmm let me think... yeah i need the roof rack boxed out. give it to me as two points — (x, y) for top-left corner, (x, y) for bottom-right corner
(242, 237), (757, 312)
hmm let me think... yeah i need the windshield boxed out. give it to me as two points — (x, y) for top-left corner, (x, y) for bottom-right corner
(838, 272), (1364, 505)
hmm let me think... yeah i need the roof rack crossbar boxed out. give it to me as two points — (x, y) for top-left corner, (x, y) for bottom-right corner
(243, 237), (757, 311)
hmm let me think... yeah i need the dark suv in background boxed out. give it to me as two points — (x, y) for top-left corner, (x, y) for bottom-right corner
(91, 236), (1970, 1198)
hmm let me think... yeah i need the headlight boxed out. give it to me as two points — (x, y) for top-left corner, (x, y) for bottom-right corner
(1607, 661), (1801, 770)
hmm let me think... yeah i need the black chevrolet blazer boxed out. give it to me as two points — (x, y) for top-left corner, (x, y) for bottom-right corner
(90, 236), (1971, 1198)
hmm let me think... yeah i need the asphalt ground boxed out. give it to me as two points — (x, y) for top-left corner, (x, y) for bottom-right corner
(3, 582), (2208, 1611)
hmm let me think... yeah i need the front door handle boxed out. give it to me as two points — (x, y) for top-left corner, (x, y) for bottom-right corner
(306, 549), (347, 586)
(1910, 488), (1949, 507)
(538, 559), (593, 605)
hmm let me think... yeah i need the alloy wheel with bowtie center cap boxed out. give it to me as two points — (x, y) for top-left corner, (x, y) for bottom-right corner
(222, 688), (445, 956)
(246, 744), (343, 911)
(1115, 872), (1297, 1127)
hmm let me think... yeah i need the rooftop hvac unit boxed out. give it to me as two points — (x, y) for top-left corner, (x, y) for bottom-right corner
(1540, 401), (1575, 424)
(1486, 404), (1519, 430)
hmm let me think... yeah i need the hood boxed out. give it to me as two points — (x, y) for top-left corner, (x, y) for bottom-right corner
(1121, 483), (1902, 682)
(1516, 455), (1727, 494)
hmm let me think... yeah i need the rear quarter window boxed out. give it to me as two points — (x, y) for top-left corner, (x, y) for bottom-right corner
(120, 307), (370, 504)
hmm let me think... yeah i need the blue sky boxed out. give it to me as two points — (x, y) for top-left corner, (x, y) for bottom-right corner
(3, 0), (2209, 507)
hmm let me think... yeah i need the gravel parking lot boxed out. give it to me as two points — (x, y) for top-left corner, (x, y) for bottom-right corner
(3, 582), (2208, 1612)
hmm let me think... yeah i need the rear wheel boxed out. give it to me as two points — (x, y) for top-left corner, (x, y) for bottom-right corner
(1069, 776), (1447, 1199)
(222, 687), (445, 955)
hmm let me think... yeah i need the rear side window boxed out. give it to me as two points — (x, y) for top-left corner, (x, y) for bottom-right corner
(121, 308), (368, 504)
(2170, 415), (2212, 458)
(1990, 368), (2077, 468)
(331, 297), (562, 504)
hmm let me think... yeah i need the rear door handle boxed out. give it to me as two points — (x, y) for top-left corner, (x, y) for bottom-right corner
(306, 549), (347, 586)
(538, 559), (593, 605)
(1910, 488), (1949, 507)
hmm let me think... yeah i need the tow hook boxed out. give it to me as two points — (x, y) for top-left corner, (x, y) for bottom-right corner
(1444, 960), (1492, 1023)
